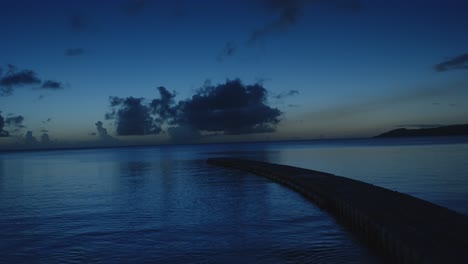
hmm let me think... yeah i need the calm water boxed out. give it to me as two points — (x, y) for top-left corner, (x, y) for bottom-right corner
(1, 137), (468, 263)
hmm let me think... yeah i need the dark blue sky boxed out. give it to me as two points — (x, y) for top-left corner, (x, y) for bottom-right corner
(1, 0), (468, 149)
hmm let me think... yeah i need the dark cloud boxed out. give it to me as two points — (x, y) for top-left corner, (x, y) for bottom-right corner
(89, 132), (97, 136)
(41, 80), (64, 90)
(150, 86), (177, 121)
(0, 114), (9, 137)
(24, 131), (38, 145)
(69, 14), (87, 32)
(177, 79), (282, 134)
(95, 121), (118, 142)
(123, 0), (153, 15)
(106, 97), (161, 136)
(0, 65), (41, 95)
(41, 129), (49, 133)
(65, 48), (85, 56)
(105, 79), (283, 138)
(217, 41), (238, 62)
(288, 104), (300, 107)
(435, 53), (468, 72)
(0, 65), (65, 96)
(274, 89), (299, 99)
(5, 115), (24, 127)
(41, 133), (51, 144)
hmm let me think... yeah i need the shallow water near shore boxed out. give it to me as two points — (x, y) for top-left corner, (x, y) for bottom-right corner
(1, 137), (467, 263)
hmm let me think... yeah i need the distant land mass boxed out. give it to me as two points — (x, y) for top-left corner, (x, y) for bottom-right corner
(376, 124), (468, 138)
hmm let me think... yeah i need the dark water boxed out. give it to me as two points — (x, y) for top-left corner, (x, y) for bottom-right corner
(1, 137), (467, 263)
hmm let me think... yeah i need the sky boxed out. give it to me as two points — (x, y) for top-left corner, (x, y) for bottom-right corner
(0, 0), (468, 150)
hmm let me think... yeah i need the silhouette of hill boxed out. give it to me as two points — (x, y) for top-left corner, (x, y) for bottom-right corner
(376, 124), (468, 138)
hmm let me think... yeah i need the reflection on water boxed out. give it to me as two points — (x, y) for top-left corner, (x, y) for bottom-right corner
(1, 138), (467, 263)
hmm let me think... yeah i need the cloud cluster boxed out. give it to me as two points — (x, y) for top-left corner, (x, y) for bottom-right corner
(106, 96), (162, 135)
(0, 65), (65, 96)
(5, 115), (24, 127)
(178, 79), (281, 134)
(0, 65), (41, 96)
(24, 131), (38, 145)
(0, 113), (9, 137)
(106, 79), (282, 138)
(0, 112), (26, 137)
(435, 53), (468, 72)
(95, 121), (118, 142)
(19, 130), (52, 146)
(41, 133), (51, 144)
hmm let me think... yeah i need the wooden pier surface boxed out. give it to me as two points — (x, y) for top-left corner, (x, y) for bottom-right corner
(207, 158), (468, 263)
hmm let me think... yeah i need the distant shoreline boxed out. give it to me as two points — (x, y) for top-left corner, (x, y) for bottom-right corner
(375, 124), (468, 138)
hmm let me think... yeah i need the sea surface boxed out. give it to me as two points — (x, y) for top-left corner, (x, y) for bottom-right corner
(1, 137), (468, 263)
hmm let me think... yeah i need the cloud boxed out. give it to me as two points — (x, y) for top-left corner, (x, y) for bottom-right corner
(0, 65), (41, 95)
(42, 118), (51, 124)
(274, 89), (299, 99)
(217, 41), (238, 62)
(177, 79), (282, 134)
(41, 80), (64, 90)
(150, 86), (177, 121)
(0, 113), (9, 137)
(41, 133), (51, 144)
(5, 115), (24, 127)
(435, 53), (468, 72)
(105, 79), (283, 138)
(0, 65), (65, 96)
(41, 129), (49, 133)
(123, 0), (153, 15)
(65, 48), (85, 56)
(95, 121), (118, 142)
(24, 131), (38, 145)
(106, 96), (161, 136)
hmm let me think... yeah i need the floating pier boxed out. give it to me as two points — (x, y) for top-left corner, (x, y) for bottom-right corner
(207, 158), (468, 264)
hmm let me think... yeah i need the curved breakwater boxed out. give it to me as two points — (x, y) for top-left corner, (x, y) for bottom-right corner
(207, 158), (468, 264)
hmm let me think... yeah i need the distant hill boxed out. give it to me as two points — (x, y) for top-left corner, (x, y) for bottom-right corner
(375, 124), (468, 138)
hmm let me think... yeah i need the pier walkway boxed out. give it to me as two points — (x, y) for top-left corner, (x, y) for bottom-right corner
(207, 158), (468, 263)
